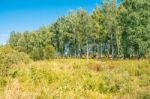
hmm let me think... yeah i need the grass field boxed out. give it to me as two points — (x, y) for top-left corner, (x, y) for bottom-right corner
(0, 59), (150, 99)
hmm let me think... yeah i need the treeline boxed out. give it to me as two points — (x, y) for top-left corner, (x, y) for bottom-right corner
(8, 0), (150, 60)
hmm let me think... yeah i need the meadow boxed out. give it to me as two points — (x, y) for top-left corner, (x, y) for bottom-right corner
(0, 59), (150, 99)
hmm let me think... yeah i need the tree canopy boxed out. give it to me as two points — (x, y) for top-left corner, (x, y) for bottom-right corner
(7, 0), (150, 60)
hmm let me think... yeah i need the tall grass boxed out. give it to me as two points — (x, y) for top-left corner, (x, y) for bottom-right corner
(0, 59), (150, 99)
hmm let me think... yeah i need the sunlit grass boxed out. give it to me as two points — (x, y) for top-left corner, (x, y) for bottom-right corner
(0, 59), (150, 99)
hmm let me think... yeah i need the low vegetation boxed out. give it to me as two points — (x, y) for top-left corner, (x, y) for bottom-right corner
(0, 59), (149, 99)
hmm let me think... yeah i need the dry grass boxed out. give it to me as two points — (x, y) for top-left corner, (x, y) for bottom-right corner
(0, 59), (149, 99)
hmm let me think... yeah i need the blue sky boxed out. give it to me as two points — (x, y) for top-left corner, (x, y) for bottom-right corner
(0, 0), (120, 44)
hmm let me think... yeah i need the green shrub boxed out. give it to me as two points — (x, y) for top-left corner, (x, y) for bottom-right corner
(30, 47), (44, 61)
(8, 68), (21, 78)
(0, 76), (7, 87)
(43, 45), (56, 59)
(3, 50), (32, 66)
(145, 49), (150, 59)
(27, 45), (56, 61)
(137, 89), (150, 99)
(0, 46), (32, 76)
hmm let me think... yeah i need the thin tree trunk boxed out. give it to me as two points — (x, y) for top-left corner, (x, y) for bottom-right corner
(86, 39), (89, 59)
(100, 43), (103, 58)
(78, 44), (81, 58)
(111, 33), (114, 59)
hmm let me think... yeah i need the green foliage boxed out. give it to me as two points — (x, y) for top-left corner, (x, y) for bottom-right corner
(8, 26), (56, 60)
(29, 45), (56, 61)
(145, 49), (150, 58)
(0, 46), (32, 76)
(120, 0), (150, 58)
(30, 47), (44, 61)
(7, 0), (150, 59)
(43, 45), (56, 59)
(8, 31), (21, 48)
(0, 76), (7, 87)
(3, 50), (31, 66)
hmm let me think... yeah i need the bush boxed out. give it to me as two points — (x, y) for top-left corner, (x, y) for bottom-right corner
(43, 45), (56, 59)
(0, 76), (7, 87)
(21, 45), (56, 61)
(0, 46), (32, 76)
(137, 89), (150, 99)
(145, 49), (150, 59)
(3, 51), (32, 66)
(30, 47), (44, 61)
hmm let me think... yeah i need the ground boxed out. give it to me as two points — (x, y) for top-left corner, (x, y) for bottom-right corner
(0, 59), (150, 99)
